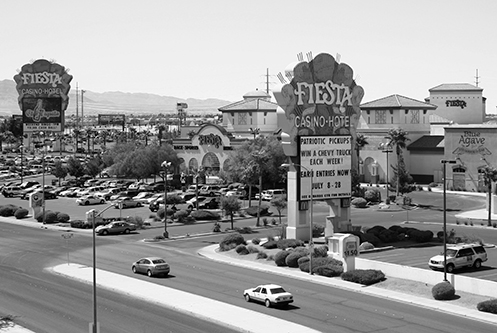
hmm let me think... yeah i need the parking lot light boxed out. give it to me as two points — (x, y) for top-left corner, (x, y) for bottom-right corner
(161, 161), (171, 238)
(441, 159), (457, 281)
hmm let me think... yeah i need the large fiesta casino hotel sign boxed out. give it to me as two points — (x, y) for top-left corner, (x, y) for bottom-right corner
(273, 52), (364, 201)
(13, 59), (73, 132)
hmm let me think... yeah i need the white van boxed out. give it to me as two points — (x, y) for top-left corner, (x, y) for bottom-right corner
(262, 189), (286, 201)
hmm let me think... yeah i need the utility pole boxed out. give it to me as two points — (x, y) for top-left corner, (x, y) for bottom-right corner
(81, 90), (86, 128)
(76, 83), (79, 129)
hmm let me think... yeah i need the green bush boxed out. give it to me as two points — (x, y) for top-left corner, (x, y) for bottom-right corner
(212, 222), (221, 232)
(247, 245), (259, 254)
(191, 210), (220, 220)
(359, 242), (374, 251)
(298, 256), (310, 272)
(378, 229), (398, 243)
(174, 210), (190, 223)
(14, 208), (29, 219)
(277, 239), (304, 249)
(56, 212), (70, 223)
(285, 251), (308, 268)
(409, 230), (434, 243)
(431, 281), (455, 300)
(351, 197), (367, 208)
(313, 245), (329, 258)
(261, 240), (278, 249)
(429, 182), (438, 187)
(35, 210), (57, 223)
(0, 205), (19, 217)
(361, 233), (381, 247)
(235, 244), (249, 255)
(364, 189), (381, 202)
(312, 257), (343, 268)
(256, 251), (268, 259)
(367, 225), (386, 236)
(234, 226), (254, 234)
(341, 269), (385, 285)
(312, 224), (325, 237)
(251, 238), (261, 245)
(274, 250), (291, 266)
(314, 264), (344, 277)
(70, 220), (86, 228)
(477, 299), (497, 314)
(245, 205), (272, 217)
(219, 233), (246, 252)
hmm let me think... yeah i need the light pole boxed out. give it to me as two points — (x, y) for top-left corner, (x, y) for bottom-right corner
(19, 144), (24, 183)
(41, 132), (50, 225)
(81, 89), (86, 129)
(441, 159), (456, 281)
(281, 162), (314, 275)
(162, 161), (171, 238)
(380, 141), (393, 203)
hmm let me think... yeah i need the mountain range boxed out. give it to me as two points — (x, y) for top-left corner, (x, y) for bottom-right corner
(0, 79), (231, 117)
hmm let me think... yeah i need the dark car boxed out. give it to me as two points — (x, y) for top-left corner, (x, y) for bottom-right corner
(197, 197), (220, 210)
(21, 190), (57, 200)
(95, 221), (137, 235)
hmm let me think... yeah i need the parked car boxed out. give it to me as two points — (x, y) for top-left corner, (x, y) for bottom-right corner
(59, 187), (80, 197)
(95, 221), (137, 235)
(95, 188), (123, 201)
(198, 185), (222, 197)
(243, 284), (293, 308)
(197, 197), (220, 210)
(131, 257), (170, 277)
(262, 189), (287, 201)
(76, 195), (106, 206)
(19, 181), (40, 190)
(114, 197), (142, 209)
(428, 243), (488, 273)
(145, 193), (164, 205)
(132, 191), (155, 204)
(21, 189), (57, 200)
(186, 196), (207, 210)
(1, 185), (23, 197)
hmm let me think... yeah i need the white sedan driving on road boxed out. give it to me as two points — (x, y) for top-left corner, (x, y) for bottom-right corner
(243, 284), (293, 308)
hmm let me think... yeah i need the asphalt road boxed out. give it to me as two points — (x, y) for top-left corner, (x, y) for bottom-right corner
(1, 222), (497, 333)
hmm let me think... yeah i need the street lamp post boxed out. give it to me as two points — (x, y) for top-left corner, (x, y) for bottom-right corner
(162, 161), (171, 238)
(380, 141), (393, 203)
(281, 162), (314, 275)
(19, 144), (24, 183)
(441, 159), (456, 281)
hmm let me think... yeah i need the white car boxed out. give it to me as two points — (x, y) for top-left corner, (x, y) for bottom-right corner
(132, 191), (154, 203)
(76, 195), (106, 206)
(243, 284), (293, 308)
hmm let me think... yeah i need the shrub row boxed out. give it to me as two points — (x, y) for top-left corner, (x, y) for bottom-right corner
(35, 210), (70, 224)
(350, 225), (435, 246)
(0, 204), (29, 219)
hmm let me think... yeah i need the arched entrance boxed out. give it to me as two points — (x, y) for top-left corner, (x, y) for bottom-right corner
(363, 157), (375, 184)
(188, 158), (199, 174)
(201, 152), (220, 174)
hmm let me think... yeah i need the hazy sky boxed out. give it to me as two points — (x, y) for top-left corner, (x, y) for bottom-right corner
(2, 0), (496, 113)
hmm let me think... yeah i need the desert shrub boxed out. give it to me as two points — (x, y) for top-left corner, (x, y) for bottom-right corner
(361, 233), (381, 246)
(219, 233), (246, 252)
(247, 245), (260, 254)
(408, 230), (434, 243)
(245, 205), (272, 217)
(314, 264), (344, 277)
(70, 220), (86, 228)
(367, 225), (387, 236)
(191, 210), (220, 221)
(212, 222), (221, 232)
(378, 229), (398, 243)
(256, 251), (268, 259)
(359, 242), (374, 251)
(277, 238), (305, 249)
(174, 210), (190, 223)
(388, 225), (408, 234)
(298, 256), (310, 272)
(313, 257), (343, 268)
(56, 212), (70, 223)
(364, 189), (381, 202)
(235, 244), (249, 255)
(313, 245), (329, 258)
(36, 210), (57, 223)
(0, 205), (19, 217)
(351, 197), (367, 208)
(431, 281), (455, 300)
(285, 251), (307, 267)
(429, 182), (438, 187)
(261, 240), (278, 249)
(312, 224), (325, 237)
(341, 269), (385, 285)
(262, 217), (268, 226)
(267, 235), (275, 242)
(477, 299), (497, 314)
(14, 208), (29, 219)
(234, 226), (254, 234)
(274, 250), (291, 266)
(251, 238), (261, 245)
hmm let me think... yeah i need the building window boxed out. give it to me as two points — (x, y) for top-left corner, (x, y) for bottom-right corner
(411, 110), (420, 124)
(375, 110), (386, 124)
(238, 112), (247, 125)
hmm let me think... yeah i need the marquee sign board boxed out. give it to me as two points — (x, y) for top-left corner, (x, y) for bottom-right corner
(13, 59), (72, 133)
(298, 135), (352, 200)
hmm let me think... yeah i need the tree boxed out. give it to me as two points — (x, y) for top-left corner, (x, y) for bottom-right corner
(355, 134), (368, 176)
(386, 128), (410, 196)
(52, 161), (68, 184)
(221, 195), (242, 230)
(156, 124), (166, 146)
(66, 156), (86, 178)
(85, 156), (104, 178)
(270, 197), (287, 225)
(391, 155), (414, 195)
(481, 165), (497, 226)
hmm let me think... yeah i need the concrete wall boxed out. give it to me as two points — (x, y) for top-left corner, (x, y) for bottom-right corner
(356, 258), (497, 298)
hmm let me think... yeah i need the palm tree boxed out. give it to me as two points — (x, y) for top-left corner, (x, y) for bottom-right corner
(72, 129), (81, 152)
(386, 128), (410, 197)
(156, 124), (166, 146)
(481, 165), (497, 226)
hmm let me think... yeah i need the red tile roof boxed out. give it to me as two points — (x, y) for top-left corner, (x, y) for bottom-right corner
(360, 94), (437, 110)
